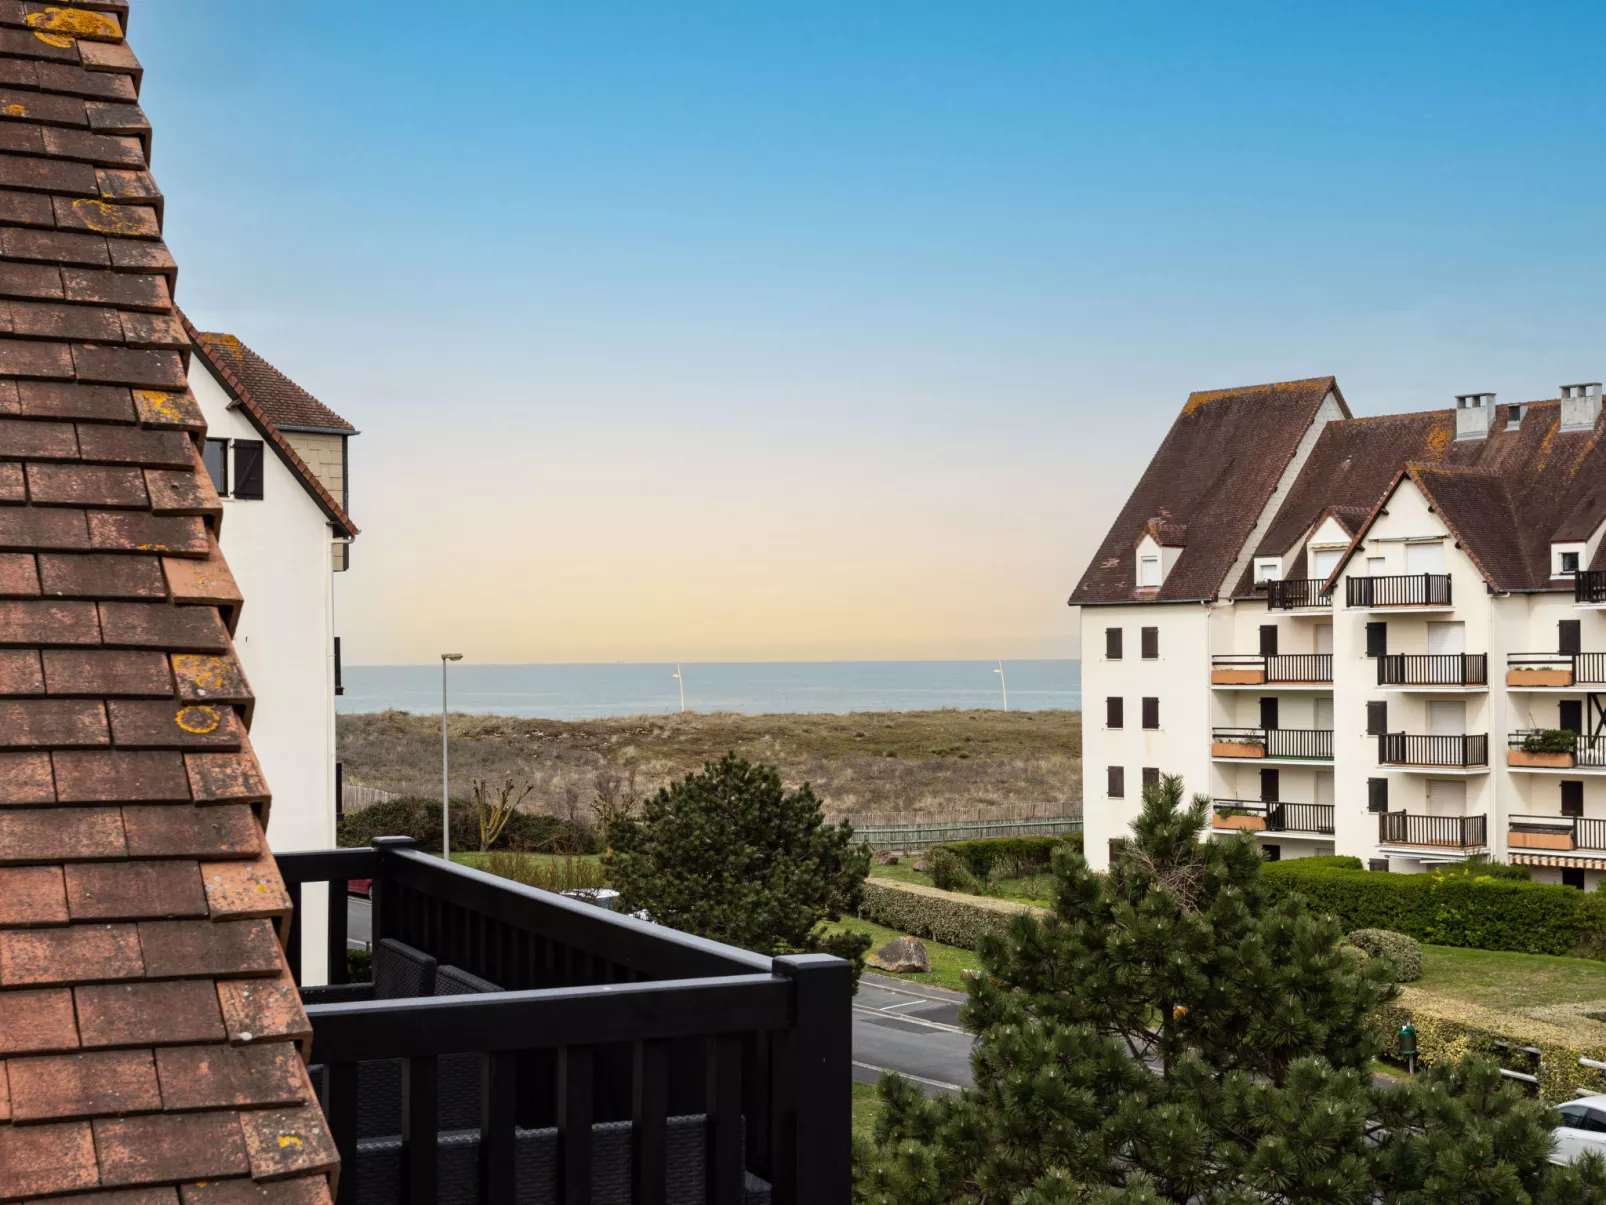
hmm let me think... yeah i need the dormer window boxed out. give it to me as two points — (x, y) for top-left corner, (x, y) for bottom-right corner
(1553, 543), (1586, 578)
(1563, 551), (1580, 574)
(1139, 555), (1161, 587)
(1254, 559), (1281, 585)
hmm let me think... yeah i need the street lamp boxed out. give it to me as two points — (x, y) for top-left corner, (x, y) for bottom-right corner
(994, 660), (1009, 712)
(672, 662), (685, 713)
(441, 653), (463, 859)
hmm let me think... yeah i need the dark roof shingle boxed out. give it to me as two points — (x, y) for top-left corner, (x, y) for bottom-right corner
(191, 334), (352, 433)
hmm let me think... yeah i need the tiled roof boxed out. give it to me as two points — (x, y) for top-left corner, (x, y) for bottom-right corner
(0, 6), (336, 1203)
(184, 319), (357, 539)
(1069, 377), (1343, 604)
(190, 334), (352, 434)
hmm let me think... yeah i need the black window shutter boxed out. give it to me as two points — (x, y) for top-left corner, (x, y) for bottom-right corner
(1366, 700), (1388, 736)
(1561, 699), (1583, 736)
(1560, 620), (1582, 656)
(1106, 697), (1124, 729)
(1260, 767), (1280, 803)
(1367, 777), (1389, 813)
(1141, 697), (1159, 729)
(1259, 625), (1279, 657)
(1141, 627), (1159, 659)
(1261, 844), (1281, 862)
(1563, 867), (1586, 890)
(1259, 696), (1279, 730)
(1142, 767), (1159, 789)
(1107, 766), (1125, 798)
(1562, 781), (1584, 817)
(1106, 628), (1122, 660)
(233, 439), (265, 500)
(1365, 622), (1387, 658)
(202, 438), (229, 496)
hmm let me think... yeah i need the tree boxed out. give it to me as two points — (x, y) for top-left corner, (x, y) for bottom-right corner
(603, 753), (873, 970)
(857, 775), (1606, 1204)
(471, 775), (534, 852)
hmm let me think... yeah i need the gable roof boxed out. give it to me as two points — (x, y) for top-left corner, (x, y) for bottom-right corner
(191, 333), (353, 434)
(185, 317), (358, 539)
(1070, 377), (1344, 604)
(0, 8), (336, 1202)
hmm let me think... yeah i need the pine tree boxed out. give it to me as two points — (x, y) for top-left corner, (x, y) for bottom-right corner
(604, 753), (872, 968)
(857, 774), (1606, 1204)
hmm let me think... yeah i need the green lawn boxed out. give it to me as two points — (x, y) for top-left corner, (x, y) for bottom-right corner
(869, 861), (1054, 907)
(1416, 944), (1606, 1010)
(823, 916), (979, 994)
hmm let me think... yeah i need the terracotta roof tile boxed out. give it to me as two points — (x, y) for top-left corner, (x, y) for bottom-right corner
(63, 859), (206, 920)
(192, 335), (352, 434)
(0, 696), (109, 745)
(154, 1043), (306, 1112)
(171, 653), (248, 705)
(0, 921), (142, 986)
(0, 749), (53, 801)
(19, 381), (135, 422)
(200, 852), (291, 922)
(0, 598), (100, 643)
(136, 918), (280, 979)
(181, 1177), (331, 1205)
(43, 648), (170, 695)
(106, 699), (241, 749)
(0, 986), (78, 1055)
(74, 979), (224, 1049)
(6, 1047), (160, 1121)
(39, 552), (165, 598)
(239, 1106), (339, 1181)
(161, 545), (241, 609)
(0, 1120), (99, 1199)
(93, 1111), (250, 1187)
(0, 805), (125, 862)
(216, 972), (310, 1048)
(0, 552), (40, 594)
(185, 748), (268, 805)
(0, 647), (44, 692)
(129, 388), (200, 431)
(0, 864), (66, 925)
(32, 1190), (179, 1205)
(120, 803), (260, 860)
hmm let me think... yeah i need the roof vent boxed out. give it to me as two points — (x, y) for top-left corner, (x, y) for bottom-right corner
(1560, 382), (1602, 432)
(1454, 392), (1495, 441)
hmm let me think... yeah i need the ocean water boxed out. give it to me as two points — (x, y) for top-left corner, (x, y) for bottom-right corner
(338, 660), (1080, 720)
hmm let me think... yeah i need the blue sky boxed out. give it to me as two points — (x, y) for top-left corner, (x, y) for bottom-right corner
(133, 1), (1606, 663)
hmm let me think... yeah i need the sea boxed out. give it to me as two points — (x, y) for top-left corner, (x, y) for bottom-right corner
(338, 660), (1081, 721)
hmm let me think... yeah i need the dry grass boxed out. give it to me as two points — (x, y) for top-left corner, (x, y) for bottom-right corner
(338, 709), (1081, 824)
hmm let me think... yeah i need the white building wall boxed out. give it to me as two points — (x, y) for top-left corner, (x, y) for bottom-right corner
(191, 363), (337, 982)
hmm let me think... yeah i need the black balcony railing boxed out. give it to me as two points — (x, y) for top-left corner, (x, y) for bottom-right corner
(1213, 727), (1334, 759)
(1346, 573), (1452, 608)
(1210, 654), (1333, 683)
(1379, 812), (1488, 848)
(1376, 653), (1487, 686)
(1377, 732), (1489, 766)
(1212, 799), (1335, 834)
(1509, 815), (1606, 853)
(1267, 578), (1332, 610)
(1508, 730), (1606, 767)
(1577, 570), (1606, 605)
(277, 838), (850, 1205)
(1507, 652), (1606, 684)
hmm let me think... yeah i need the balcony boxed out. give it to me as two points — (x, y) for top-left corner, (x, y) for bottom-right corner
(1376, 653), (1487, 688)
(1211, 799), (1335, 835)
(1210, 654), (1332, 686)
(1211, 727), (1334, 761)
(1508, 815), (1606, 853)
(1266, 578), (1332, 610)
(1507, 730), (1606, 770)
(1506, 653), (1606, 688)
(1346, 573), (1452, 609)
(1578, 570), (1606, 606)
(278, 837), (850, 1205)
(1378, 811), (1488, 849)
(1376, 732), (1489, 767)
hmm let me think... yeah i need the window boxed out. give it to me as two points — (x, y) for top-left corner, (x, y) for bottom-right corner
(1260, 767), (1280, 803)
(1311, 548), (1342, 580)
(1107, 766), (1125, 798)
(1258, 697), (1278, 730)
(1564, 868), (1587, 891)
(202, 438), (228, 495)
(1254, 559), (1281, 584)
(1105, 628), (1123, 660)
(1561, 699), (1584, 737)
(1563, 781), (1584, 818)
(1368, 859), (1389, 872)
(1259, 625), (1278, 657)
(1142, 767), (1159, 790)
(1561, 620), (1582, 656)
(1261, 844), (1281, 862)
(1141, 697), (1159, 729)
(1367, 778), (1389, 813)
(1141, 627), (1159, 659)
(1405, 541), (1445, 574)
(233, 439), (265, 500)
(1138, 556), (1160, 587)
(1106, 697), (1124, 729)
(1562, 551), (1581, 575)
(1366, 701), (1388, 736)
(1365, 622), (1388, 659)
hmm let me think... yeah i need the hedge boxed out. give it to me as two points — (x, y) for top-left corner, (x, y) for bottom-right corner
(338, 796), (596, 854)
(1345, 928), (1423, 982)
(1263, 858), (1606, 957)
(931, 833), (1084, 879)
(859, 879), (1048, 951)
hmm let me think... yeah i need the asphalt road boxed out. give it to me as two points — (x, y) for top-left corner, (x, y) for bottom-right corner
(346, 897), (972, 1094)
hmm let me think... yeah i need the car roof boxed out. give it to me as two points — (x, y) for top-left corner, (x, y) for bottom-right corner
(1562, 1096), (1606, 1110)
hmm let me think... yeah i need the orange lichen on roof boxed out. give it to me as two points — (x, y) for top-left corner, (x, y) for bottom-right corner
(26, 7), (124, 42)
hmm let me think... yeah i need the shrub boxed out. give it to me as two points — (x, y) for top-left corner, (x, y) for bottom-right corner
(1264, 858), (1606, 957)
(926, 847), (974, 892)
(338, 796), (594, 854)
(1523, 728), (1577, 754)
(1345, 928), (1423, 982)
(859, 878), (1047, 950)
(929, 832), (1083, 880)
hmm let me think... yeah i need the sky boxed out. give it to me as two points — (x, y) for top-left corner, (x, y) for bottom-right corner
(132, 1), (1606, 665)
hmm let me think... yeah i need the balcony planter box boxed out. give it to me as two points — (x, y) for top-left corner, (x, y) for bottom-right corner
(1509, 827), (1575, 851)
(1214, 811), (1266, 831)
(1509, 749), (1574, 768)
(1211, 667), (1264, 685)
(1212, 741), (1265, 759)
(1507, 668), (1573, 687)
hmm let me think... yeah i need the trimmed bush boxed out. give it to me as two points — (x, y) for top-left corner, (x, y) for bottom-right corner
(926, 847), (974, 892)
(1345, 928), (1423, 982)
(859, 879), (1047, 951)
(1264, 858), (1606, 957)
(931, 832), (1083, 880)
(338, 796), (595, 854)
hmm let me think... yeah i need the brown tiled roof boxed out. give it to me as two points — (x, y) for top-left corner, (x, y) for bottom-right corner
(184, 319), (357, 539)
(190, 334), (352, 434)
(0, 8), (336, 1203)
(1070, 377), (1344, 604)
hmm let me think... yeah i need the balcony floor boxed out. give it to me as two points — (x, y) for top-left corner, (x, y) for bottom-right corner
(1508, 763), (1606, 776)
(1211, 683), (1333, 691)
(1213, 756), (1334, 766)
(1376, 765), (1489, 775)
(1376, 684), (1488, 693)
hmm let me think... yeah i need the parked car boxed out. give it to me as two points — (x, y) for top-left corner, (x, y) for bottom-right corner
(1554, 1096), (1606, 1163)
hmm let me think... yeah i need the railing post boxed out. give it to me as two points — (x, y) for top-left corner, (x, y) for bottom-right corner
(772, 954), (852, 1205)
(369, 835), (420, 952)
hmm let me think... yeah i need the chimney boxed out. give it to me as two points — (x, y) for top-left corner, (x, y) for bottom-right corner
(1454, 392), (1495, 441)
(1559, 382), (1602, 432)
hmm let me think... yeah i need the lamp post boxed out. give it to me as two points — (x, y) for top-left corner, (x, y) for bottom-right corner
(673, 663), (685, 713)
(441, 653), (463, 859)
(994, 660), (1009, 712)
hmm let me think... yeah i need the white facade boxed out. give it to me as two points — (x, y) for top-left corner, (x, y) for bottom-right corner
(191, 359), (342, 978)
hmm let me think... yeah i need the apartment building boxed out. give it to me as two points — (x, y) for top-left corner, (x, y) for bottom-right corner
(1072, 377), (1606, 888)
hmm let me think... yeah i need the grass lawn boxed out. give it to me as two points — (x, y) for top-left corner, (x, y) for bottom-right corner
(823, 916), (979, 995)
(1416, 944), (1606, 1010)
(869, 860), (1054, 907)
(449, 850), (607, 893)
(852, 1081), (884, 1144)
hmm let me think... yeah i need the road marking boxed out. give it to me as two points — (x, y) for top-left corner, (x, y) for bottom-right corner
(880, 998), (941, 1012)
(853, 1061), (962, 1093)
(852, 1004), (968, 1035)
